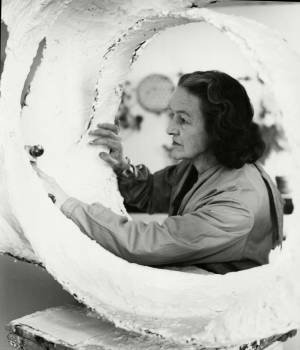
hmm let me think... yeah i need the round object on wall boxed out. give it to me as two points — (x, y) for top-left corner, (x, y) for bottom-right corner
(137, 74), (175, 113)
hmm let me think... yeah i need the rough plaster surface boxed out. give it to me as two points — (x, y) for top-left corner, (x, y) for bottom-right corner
(1, 1), (300, 348)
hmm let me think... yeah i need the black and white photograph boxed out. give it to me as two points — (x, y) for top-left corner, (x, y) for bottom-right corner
(0, 1), (300, 349)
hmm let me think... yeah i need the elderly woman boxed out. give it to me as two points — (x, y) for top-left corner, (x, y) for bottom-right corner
(36, 70), (283, 274)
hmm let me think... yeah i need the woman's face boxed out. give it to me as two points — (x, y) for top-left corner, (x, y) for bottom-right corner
(167, 87), (209, 161)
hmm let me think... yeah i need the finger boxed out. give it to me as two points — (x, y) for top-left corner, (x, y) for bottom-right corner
(96, 123), (119, 134)
(89, 138), (121, 151)
(99, 152), (119, 167)
(88, 128), (120, 139)
(32, 166), (44, 179)
(31, 162), (40, 172)
(31, 163), (40, 174)
(31, 165), (50, 180)
(34, 168), (46, 178)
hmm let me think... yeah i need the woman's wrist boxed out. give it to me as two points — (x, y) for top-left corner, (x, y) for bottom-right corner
(115, 157), (131, 174)
(51, 190), (70, 209)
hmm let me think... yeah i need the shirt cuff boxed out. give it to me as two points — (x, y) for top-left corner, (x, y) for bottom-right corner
(117, 163), (146, 181)
(60, 197), (81, 218)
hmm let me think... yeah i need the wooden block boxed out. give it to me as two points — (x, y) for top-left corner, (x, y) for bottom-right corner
(6, 305), (296, 350)
(6, 305), (201, 350)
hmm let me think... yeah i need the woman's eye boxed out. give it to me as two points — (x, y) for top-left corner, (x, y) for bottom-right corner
(178, 115), (189, 125)
(168, 111), (190, 125)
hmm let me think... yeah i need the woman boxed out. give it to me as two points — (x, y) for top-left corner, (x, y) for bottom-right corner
(36, 70), (283, 274)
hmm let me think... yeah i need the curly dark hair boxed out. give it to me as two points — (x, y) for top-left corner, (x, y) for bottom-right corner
(178, 71), (265, 169)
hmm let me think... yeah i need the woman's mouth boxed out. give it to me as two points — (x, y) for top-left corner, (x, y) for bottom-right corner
(172, 140), (181, 146)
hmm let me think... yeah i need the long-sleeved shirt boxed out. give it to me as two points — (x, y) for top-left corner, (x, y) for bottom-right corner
(61, 160), (283, 274)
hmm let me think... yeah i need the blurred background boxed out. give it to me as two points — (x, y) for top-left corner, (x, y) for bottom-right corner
(1, 2), (300, 349)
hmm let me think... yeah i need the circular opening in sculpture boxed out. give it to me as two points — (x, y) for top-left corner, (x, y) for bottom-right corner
(121, 21), (288, 181)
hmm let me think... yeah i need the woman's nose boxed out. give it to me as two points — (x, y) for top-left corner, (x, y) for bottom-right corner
(166, 118), (179, 135)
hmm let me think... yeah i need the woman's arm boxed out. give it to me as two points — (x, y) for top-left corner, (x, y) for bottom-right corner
(61, 195), (253, 266)
(32, 164), (253, 267)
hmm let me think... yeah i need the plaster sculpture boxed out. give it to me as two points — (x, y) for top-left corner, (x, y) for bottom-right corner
(1, 0), (300, 348)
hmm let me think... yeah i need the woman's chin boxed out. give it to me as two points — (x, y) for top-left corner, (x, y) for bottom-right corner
(169, 150), (184, 161)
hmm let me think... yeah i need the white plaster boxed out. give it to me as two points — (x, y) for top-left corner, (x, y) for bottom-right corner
(1, 1), (300, 348)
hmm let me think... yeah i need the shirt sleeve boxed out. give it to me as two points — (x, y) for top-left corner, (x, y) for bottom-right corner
(117, 164), (177, 214)
(61, 195), (254, 266)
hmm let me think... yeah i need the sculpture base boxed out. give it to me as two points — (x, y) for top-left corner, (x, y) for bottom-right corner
(6, 305), (294, 350)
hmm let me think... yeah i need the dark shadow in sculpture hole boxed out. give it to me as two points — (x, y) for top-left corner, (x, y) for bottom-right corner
(20, 38), (47, 109)
(0, 21), (9, 82)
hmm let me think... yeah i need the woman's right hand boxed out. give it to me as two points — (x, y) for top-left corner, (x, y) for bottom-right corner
(88, 123), (130, 173)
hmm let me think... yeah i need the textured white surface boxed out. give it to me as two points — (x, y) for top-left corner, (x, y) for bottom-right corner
(1, 1), (300, 348)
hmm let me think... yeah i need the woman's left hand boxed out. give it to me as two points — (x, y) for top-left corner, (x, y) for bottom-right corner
(32, 164), (69, 208)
